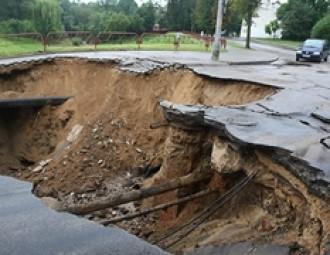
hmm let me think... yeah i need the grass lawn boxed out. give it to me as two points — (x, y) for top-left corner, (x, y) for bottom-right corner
(0, 37), (43, 57)
(253, 38), (301, 49)
(0, 33), (234, 57)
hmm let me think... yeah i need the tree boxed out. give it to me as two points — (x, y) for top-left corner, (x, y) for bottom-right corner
(33, 0), (62, 37)
(60, 0), (75, 30)
(98, 0), (117, 11)
(0, 0), (33, 21)
(138, 1), (156, 32)
(234, 0), (262, 48)
(193, 0), (216, 33)
(106, 12), (130, 31)
(277, 0), (329, 41)
(128, 15), (145, 34)
(312, 14), (330, 41)
(166, 0), (197, 31)
(222, 0), (243, 36)
(0, 19), (35, 33)
(265, 24), (272, 37)
(156, 4), (168, 29)
(166, 0), (180, 30)
(117, 0), (138, 15)
(265, 20), (280, 38)
(177, 0), (197, 31)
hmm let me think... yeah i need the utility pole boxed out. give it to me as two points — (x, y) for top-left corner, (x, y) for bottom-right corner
(211, 0), (224, 61)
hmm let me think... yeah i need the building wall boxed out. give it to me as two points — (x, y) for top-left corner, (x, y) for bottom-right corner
(241, 0), (287, 38)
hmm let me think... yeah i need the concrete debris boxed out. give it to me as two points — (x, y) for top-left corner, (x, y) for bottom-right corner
(40, 159), (52, 167)
(32, 165), (43, 173)
(67, 124), (84, 143)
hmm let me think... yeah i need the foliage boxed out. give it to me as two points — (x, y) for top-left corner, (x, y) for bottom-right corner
(193, 0), (216, 34)
(311, 14), (330, 41)
(128, 15), (145, 34)
(5, 0), (328, 45)
(0, 0), (34, 21)
(277, 0), (329, 40)
(265, 20), (280, 38)
(223, 1), (243, 36)
(138, 1), (156, 31)
(33, 0), (62, 36)
(166, 0), (197, 31)
(71, 37), (83, 46)
(117, 0), (138, 15)
(106, 13), (131, 31)
(233, 0), (262, 48)
(0, 19), (35, 34)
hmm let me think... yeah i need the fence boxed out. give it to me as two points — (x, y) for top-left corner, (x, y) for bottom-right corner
(0, 31), (213, 56)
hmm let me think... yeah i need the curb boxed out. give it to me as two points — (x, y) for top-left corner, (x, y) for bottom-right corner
(227, 57), (279, 66)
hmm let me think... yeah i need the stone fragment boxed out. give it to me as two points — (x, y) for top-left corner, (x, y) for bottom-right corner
(32, 165), (43, 173)
(67, 124), (84, 143)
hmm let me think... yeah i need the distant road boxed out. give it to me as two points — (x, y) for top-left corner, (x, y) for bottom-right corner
(231, 39), (330, 66)
(231, 39), (295, 59)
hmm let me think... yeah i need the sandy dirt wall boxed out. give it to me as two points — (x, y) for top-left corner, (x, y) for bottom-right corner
(0, 58), (275, 196)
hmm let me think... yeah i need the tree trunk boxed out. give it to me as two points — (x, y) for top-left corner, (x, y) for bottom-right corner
(62, 171), (211, 215)
(246, 12), (252, 49)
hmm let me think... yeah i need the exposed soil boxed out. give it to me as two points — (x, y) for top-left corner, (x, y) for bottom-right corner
(1, 58), (328, 254)
(0, 58), (274, 195)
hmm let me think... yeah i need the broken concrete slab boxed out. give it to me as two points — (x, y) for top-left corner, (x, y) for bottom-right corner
(160, 100), (330, 199)
(312, 110), (330, 124)
(0, 176), (168, 255)
(0, 97), (70, 108)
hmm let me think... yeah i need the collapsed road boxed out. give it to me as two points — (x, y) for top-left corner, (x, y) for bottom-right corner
(0, 51), (330, 255)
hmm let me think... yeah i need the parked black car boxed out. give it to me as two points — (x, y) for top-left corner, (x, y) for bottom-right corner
(296, 39), (329, 62)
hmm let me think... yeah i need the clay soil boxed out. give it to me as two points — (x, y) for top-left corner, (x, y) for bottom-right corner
(2, 58), (327, 254)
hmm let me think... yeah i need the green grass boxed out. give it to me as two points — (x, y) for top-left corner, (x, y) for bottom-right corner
(0, 37), (43, 57)
(0, 33), (231, 57)
(253, 38), (301, 49)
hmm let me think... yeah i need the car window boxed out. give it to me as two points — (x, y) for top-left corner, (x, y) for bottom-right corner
(303, 40), (324, 48)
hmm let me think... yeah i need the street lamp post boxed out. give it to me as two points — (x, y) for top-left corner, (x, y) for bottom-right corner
(211, 0), (224, 61)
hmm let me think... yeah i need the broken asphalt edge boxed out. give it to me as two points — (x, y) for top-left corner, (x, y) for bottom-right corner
(159, 100), (330, 201)
(0, 53), (329, 201)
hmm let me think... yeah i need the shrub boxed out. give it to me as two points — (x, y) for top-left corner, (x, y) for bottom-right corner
(71, 37), (83, 46)
(311, 14), (330, 41)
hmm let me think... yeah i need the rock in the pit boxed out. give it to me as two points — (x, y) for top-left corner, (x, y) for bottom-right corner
(39, 159), (52, 167)
(32, 165), (43, 173)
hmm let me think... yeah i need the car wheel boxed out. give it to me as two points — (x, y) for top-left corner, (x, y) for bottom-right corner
(296, 56), (300, 62)
(325, 56), (328, 62)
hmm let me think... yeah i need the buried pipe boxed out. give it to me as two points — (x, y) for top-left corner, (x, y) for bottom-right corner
(100, 189), (216, 225)
(61, 171), (212, 215)
(154, 170), (257, 248)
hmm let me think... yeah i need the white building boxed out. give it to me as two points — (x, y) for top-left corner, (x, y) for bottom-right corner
(241, 0), (287, 38)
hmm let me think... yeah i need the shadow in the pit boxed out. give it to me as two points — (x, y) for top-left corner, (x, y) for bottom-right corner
(0, 97), (69, 173)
